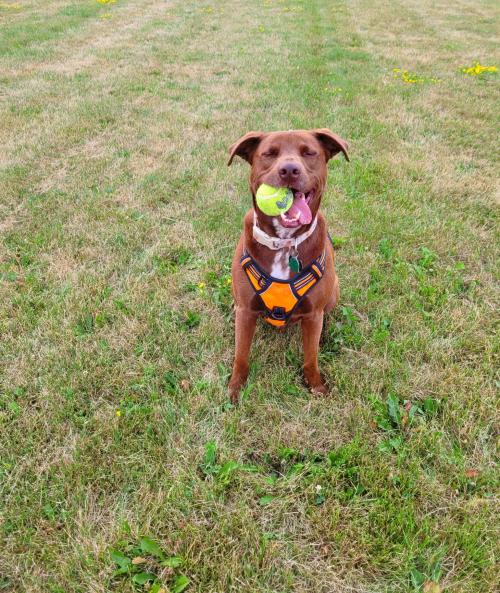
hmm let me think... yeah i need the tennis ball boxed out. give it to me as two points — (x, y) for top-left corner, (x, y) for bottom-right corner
(255, 184), (293, 216)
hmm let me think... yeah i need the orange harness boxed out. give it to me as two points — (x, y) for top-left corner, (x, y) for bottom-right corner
(240, 249), (326, 327)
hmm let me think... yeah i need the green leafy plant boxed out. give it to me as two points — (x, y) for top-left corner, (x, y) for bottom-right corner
(372, 316), (391, 342)
(369, 392), (401, 431)
(153, 248), (193, 274)
(415, 247), (437, 274)
(378, 435), (404, 454)
(199, 440), (217, 475)
(199, 441), (258, 488)
(194, 263), (233, 316)
(182, 310), (201, 329)
(369, 394), (440, 434)
(324, 306), (364, 353)
(410, 558), (442, 591)
(109, 536), (189, 591)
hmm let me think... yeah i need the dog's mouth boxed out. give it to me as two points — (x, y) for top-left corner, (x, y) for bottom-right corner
(279, 188), (314, 228)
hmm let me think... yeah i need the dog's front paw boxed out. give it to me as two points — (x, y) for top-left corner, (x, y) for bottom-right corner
(228, 373), (246, 405)
(310, 381), (328, 396)
(228, 383), (241, 405)
(228, 362), (249, 405)
(304, 367), (329, 396)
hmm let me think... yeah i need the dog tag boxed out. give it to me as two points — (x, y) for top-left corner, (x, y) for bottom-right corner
(288, 255), (302, 273)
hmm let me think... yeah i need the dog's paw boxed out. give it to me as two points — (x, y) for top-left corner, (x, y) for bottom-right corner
(304, 367), (329, 396)
(228, 377), (243, 404)
(310, 382), (329, 396)
(228, 386), (240, 405)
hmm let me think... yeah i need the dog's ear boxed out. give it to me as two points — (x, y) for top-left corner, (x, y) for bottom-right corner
(313, 129), (349, 162)
(228, 131), (265, 166)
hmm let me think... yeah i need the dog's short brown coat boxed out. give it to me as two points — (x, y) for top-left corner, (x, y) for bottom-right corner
(228, 129), (349, 402)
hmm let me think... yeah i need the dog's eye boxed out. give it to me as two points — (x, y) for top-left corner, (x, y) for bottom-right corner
(303, 148), (318, 157)
(262, 148), (278, 158)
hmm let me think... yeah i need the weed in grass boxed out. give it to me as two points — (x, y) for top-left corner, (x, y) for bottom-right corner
(461, 62), (497, 76)
(109, 536), (189, 592)
(152, 248), (193, 274)
(322, 305), (364, 354)
(198, 441), (261, 498)
(393, 68), (442, 84)
(369, 392), (440, 434)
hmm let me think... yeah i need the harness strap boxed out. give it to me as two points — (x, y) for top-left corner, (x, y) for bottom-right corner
(240, 250), (326, 327)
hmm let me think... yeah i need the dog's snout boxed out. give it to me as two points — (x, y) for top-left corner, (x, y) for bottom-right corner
(278, 162), (301, 182)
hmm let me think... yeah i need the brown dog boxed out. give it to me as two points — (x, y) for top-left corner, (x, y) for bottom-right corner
(227, 129), (349, 403)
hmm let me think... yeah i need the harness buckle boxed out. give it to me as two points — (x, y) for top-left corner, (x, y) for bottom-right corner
(270, 306), (287, 320)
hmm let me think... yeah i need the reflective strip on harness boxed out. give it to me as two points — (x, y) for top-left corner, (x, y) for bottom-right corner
(240, 249), (326, 327)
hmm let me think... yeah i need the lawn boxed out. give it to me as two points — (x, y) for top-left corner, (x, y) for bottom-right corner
(0, 0), (498, 592)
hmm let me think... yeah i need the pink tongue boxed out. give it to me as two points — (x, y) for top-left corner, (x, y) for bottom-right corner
(286, 192), (312, 225)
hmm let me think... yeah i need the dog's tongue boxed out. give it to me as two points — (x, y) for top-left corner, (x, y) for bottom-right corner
(287, 192), (312, 225)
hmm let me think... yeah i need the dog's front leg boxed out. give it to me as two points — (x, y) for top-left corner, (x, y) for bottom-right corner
(301, 312), (327, 395)
(228, 306), (257, 403)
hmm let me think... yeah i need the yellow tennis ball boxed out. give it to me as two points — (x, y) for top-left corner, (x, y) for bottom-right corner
(255, 184), (293, 216)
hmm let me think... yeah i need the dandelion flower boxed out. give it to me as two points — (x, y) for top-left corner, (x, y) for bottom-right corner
(462, 62), (497, 76)
(393, 68), (439, 85)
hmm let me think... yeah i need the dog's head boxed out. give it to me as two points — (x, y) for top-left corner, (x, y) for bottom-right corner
(228, 129), (349, 229)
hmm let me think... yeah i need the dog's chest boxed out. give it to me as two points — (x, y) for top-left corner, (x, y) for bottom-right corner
(270, 249), (291, 279)
(269, 221), (299, 280)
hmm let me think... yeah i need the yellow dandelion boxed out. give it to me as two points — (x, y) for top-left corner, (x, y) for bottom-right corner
(462, 62), (497, 76)
(116, 410), (121, 417)
(198, 282), (206, 289)
(393, 67), (438, 84)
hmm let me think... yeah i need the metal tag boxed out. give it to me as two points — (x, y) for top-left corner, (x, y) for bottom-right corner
(288, 255), (302, 273)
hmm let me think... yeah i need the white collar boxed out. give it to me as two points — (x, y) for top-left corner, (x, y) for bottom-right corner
(252, 211), (318, 250)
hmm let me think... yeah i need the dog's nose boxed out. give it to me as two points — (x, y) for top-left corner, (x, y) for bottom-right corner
(278, 162), (301, 181)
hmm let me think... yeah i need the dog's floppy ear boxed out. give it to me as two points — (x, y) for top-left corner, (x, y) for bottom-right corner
(313, 129), (349, 162)
(228, 131), (265, 166)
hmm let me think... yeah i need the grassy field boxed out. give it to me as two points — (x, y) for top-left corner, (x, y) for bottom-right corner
(0, 0), (499, 591)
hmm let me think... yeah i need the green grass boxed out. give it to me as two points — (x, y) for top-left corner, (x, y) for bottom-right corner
(0, 0), (498, 592)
